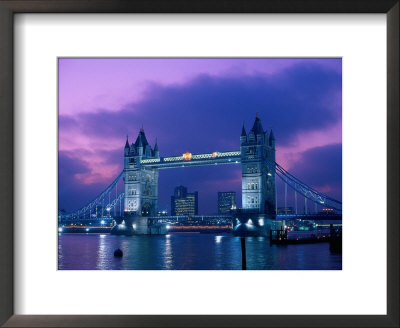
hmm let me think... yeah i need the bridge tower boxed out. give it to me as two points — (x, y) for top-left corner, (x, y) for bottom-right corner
(124, 128), (159, 217)
(240, 114), (276, 215)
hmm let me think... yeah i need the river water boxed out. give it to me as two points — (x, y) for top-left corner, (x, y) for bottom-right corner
(58, 233), (341, 270)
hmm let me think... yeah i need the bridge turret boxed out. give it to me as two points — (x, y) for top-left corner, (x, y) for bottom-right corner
(145, 144), (152, 157)
(124, 136), (130, 156)
(251, 113), (264, 133)
(269, 129), (275, 148)
(247, 129), (255, 143)
(124, 127), (159, 217)
(130, 143), (136, 154)
(252, 113), (265, 145)
(240, 114), (276, 216)
(264, 130), (269, 144)
(136, 132), (144, 156)
(240, 122), (247, 145)
(154, 139), (159, 158)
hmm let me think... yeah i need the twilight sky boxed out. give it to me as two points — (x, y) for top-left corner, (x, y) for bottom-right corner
(58, 58), (342, 214)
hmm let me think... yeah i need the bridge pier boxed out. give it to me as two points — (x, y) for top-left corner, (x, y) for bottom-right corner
(110, 213), (168, 235)
(232, 211), (275, 237)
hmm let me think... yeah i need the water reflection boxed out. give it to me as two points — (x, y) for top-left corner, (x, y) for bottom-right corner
(214, 235), (224, 269)
(164, 235), (173, 270)
(96, 234), (107, 270)
(58, 233), (342, 270)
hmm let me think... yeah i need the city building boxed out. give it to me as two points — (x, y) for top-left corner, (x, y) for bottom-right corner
(218, 191), (236, 214)
(171, 186), (198, 216)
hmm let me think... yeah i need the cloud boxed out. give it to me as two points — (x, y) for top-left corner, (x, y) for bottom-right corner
(284, 143), (342, 200)
(58, 61), (342, 213)
(58, 150), (123, 211)
(58, 151), (100, 211)
(59, 62), (341, 152)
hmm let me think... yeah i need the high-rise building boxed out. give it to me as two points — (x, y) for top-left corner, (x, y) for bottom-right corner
(218, 192), (236, 214)
(171, 186), (198, 216)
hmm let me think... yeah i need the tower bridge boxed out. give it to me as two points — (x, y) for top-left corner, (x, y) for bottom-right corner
(140, 150), (241, 168)
(123, 114), (276, 218)
(59, 114), (342, 236)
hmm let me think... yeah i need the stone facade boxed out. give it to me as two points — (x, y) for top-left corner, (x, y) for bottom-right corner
(240, 114), (276, 215)
(124, 128), (159, 217)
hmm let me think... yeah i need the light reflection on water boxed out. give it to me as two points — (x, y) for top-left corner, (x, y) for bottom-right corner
(58, 233), (341, 270)
(164, 235), (173, 270)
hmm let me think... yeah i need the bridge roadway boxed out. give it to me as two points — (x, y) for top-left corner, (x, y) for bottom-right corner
(276, 214), (342, 221)
(149, 215), (234, 223)
(140, 150), (241, 169)
(59, 213), (341, 223)
(149, 214), (342, 223)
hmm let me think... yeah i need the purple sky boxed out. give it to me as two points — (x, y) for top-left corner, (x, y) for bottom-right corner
(58, 58), (342, 214)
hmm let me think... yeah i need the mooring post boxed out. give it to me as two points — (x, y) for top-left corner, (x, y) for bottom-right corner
(240, 237), (247, 270)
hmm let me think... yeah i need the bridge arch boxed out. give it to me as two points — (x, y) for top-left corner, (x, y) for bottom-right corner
(141, 202), (153, 216)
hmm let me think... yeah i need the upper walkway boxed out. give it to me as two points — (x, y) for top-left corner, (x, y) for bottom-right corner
(139, 150), (241, 169)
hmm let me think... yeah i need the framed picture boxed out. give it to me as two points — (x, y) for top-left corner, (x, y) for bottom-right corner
(57, 57), (343, 272)
(0, 0), (398, 327)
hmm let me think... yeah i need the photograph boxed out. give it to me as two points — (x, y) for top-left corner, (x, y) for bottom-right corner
(58, 58), (342, 270)
(1, 1), (397, 325)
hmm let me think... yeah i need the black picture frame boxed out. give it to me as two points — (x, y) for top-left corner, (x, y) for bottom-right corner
(0, 1), (398, 327)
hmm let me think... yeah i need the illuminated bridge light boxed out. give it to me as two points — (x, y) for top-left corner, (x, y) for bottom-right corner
(212, 152), (219, 158)
(183, 152), (192, 161)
